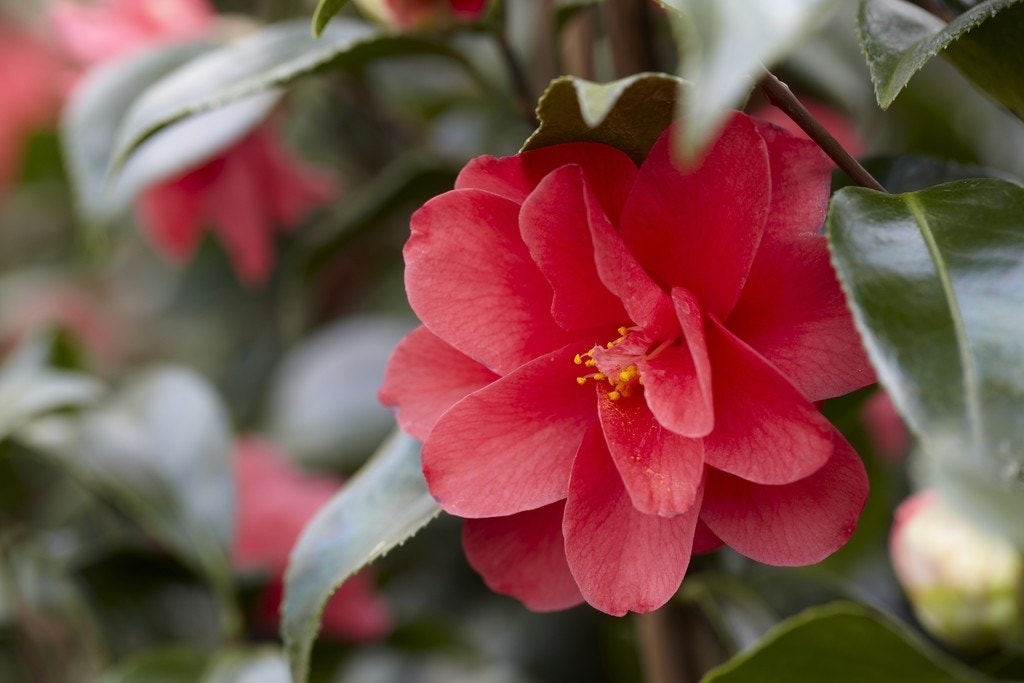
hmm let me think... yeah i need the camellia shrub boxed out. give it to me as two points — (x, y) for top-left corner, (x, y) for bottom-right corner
(0, 1), (1022, 682)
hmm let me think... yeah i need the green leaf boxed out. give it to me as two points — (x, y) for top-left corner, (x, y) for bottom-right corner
(659, 0), (841, 157)
(282, 431), (439, 683)
(0, 336), (103, 441)
(313, 0), (350, 37)
(858, 0), (1024, 118)
(109, 18), (470, 175)
(523, 73), (685, 165)
(702, 603), (989, 683)
(827, 179), (1024, 547)
(17, 366), (240, 634)
(99, 647), (289, 683)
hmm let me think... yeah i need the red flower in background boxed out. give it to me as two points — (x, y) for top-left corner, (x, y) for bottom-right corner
(0, 23), (65, 193)
(381, 113), (873, 615)
(233, 438), (391, 641)
(50, 0), (336, 285)
(354, 0), (486, 31)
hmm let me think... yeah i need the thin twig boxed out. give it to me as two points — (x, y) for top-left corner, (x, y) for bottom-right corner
(759, 70), (887, 193)
(635, 608), (686, 683)
(495, 30), (540, 128)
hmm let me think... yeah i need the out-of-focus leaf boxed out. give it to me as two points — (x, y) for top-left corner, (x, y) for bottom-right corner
(827, 179), (1024, 547)
(312, 0), (351, 37)
(99, 647), (289, 683)
(0, 336), (102, 441)
(283, 431), (439, 683)
(701, 603), (989, 683)
(266, 315), (412, 467)
(109, 18), (472, 173)
(839, 154), (1020, 194)
(858, 0), (1024, 119)
(17, 366), (239, 633)
(659, 0), (841, 157)
(523, 73), (683, 164)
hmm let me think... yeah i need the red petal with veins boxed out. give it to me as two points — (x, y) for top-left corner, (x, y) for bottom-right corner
(728, 234), (875, 401)
(564, 427), (700, 615)
(519, 165), (628, 331)
(700, 431), (868, 565)
(406, 189), (568, 375)
(463, 502), (583, 611)
(422, 343), (597, 518)
(639, 288), (714, 437)
(379, 326), (499, 440)
(754, 119), (833, 239)
(598, 392), (704, 517)
(455, 142), (637, 221)
(620, 114), (770, 319)
(703, 319), (833, 484)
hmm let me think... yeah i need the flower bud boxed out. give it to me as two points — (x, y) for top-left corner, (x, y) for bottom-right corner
(352, 0), (486, 31)
(890, 490), (1023, 651)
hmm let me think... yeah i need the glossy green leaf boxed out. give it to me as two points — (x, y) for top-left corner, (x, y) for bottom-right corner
(0, 336), (103, 441)
(827, 179), (1024, 547)
(523, 73), (684, 165)
(313, 0), (350, 37)
(109, 18), (470, 174)
(858, 0), (1024, 118)
(702, 603), (989, 683)
(659, 0), (841, 156)
(17, 366), (240, 634)
(283, 431), (439, 683)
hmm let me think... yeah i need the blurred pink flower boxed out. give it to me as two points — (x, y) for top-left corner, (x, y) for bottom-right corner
(233, 437), (392, 642)
(861, 390), (911, 462)
(0, 23), (66, 193)
(50, 0), (337, 285)
(354, 0), (487, 30)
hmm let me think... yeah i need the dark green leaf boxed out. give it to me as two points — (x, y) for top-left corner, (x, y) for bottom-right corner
(858, 0), (1024, 118)
(109, 18), (471, 174)
(827, 179), (1024, 547)
(282, 431), (439, 683)
(313, 0), (350, 37)
(98, 649), (210, 683)
(702, 603), (989, 683)
(523, 73), (684, 165)
(659, 0), (841, 156)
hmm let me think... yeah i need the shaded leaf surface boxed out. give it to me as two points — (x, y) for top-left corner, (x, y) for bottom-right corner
(313, 0), (351, 37)
(702, 603), (988, 682)
(827, 179), (1024, 547)
(283, 432), (439, 683)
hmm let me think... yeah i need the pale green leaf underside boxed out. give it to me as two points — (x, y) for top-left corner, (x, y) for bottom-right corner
(827, 179), (1024, 547)
(282, 431), (439, 683)
(858, 0), (1023, 109)
(659, 0), (841, 157)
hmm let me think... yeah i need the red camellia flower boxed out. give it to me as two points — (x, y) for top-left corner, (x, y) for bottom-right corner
(233, 437), (392, 641)
(380, 113), (874, 615)
(50, 0), (336, 285)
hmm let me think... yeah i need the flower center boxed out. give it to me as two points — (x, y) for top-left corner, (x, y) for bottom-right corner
(574, 327), (648, 401)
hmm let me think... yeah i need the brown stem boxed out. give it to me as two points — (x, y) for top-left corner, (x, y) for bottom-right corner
(759, 70), (887, 193)
(600, 0), (658, 78)
(635, 608), (684, 683)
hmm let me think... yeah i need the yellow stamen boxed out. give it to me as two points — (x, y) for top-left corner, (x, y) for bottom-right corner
(608, 391), (621, 401)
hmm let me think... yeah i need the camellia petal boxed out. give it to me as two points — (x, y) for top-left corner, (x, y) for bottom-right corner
(637, 287), (714, 438)
(138, 176), (206, 262)
(463, 503), (584, 612)
(519, 165), (628, 332)
(702, 319), (833, 484)
(378, 326), (499, 441)
(422, 343), (597, 518)
(619, 114), (770, 319)
(754, 120), (832, 239)
(455, 142), (638, 222)
(564, 427), (701, 616)
(406, 189), (568, 374)
(700, 431), (868, 566)
(598, 392), (704, 517)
